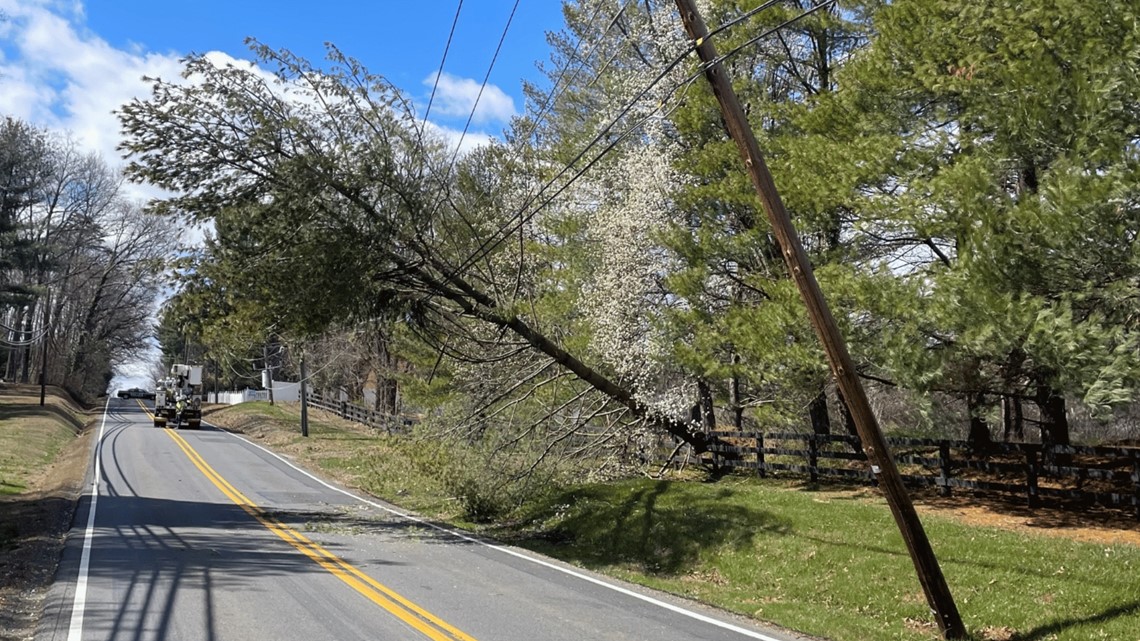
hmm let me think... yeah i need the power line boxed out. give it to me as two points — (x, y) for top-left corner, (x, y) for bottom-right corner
(0, 328), (49, 348)
(517, 0), (627, 147)
(421, 0), (464, 130)
(414, 0), (527, 259)
(446, 42), (700, 277)
(422, 1), (637, 292)
(703, 0), (838, 71)
(704, 0), (790, 42)
(451, 0), (835, 275)
(0, 317), (41, 335)
(446, 0), (522, 172)
(498, 1), (635, 303)
(0, 315), (51, 347)
(410, 2), (663, 287)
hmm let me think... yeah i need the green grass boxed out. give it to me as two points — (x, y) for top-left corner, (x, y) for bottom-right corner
(208, 400), (298, 423)
(0, 387), (87, 552)
(0, 394), (83, 497)
(208, 402), (1140, 641)
(495, 478), (1140, 641)
(207, 402), (457, 517)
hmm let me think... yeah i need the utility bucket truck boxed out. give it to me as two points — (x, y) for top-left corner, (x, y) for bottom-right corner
(153, 364), (203, 429)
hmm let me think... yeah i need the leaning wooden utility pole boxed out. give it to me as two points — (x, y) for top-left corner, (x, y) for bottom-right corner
(672, 1), (966, 638)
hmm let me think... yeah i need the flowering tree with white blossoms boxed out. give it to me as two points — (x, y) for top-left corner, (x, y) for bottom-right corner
(118, 37), (725, 473)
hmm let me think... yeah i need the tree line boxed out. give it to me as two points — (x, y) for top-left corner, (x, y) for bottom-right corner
(0, 117), (175, 401)
(128, 0), (1139, 479)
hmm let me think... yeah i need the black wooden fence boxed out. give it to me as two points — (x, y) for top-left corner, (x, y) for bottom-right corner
(706, 431), (1140, 518)
(302, 390), (1139, 518)
(305, 391), (416, 434)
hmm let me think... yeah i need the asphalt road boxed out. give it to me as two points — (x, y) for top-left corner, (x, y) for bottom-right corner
(37, 397), (809, 641)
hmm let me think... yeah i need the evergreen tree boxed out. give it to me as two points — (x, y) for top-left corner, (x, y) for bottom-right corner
(809, 0), (1140, 443)
(0, 117), (47, 309)
(663, 0), (877, 432)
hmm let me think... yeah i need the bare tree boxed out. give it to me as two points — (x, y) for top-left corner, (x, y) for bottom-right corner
(1, 118), (175, 399)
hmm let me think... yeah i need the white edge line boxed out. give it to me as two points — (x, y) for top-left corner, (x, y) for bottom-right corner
(219, 425), (788, 641)
(65, 396), (110, 641)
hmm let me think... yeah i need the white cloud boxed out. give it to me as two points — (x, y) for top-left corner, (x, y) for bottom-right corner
(0, 0), (184, 202)
(421, 119), (494, 158)
(423, 71), (517, 125)
(0, 1), (512, 192)
(0, 1), (285, 206)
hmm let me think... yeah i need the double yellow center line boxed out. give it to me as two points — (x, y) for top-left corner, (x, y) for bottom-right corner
(147, 410), (477, 641)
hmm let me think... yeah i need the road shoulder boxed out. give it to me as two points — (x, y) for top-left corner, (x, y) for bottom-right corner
(0, 405), (95, 641)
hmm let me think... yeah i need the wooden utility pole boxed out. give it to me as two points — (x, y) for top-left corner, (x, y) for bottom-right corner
(672, 1), (966, 638)
(38, 297), (49, 407)
(264, 343), (275, 406)
(299, 352), (309, 437)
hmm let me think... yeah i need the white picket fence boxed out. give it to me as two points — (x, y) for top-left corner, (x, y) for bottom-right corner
(208, 381), (300, 405)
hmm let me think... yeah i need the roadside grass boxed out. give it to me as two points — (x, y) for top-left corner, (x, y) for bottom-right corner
(0, 385), (93, 641)
(206, 402), (1140, 641)
(205, 402), (456, 517)
(504, 478), (1140, 641)
(0, 386), (85, 498)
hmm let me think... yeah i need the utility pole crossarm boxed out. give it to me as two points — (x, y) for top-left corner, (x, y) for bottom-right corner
(670, 1), (966, 638)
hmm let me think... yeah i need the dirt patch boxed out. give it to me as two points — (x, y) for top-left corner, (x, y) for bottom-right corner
(0, 394), (95, 641)
(913, 491), (1140, 547)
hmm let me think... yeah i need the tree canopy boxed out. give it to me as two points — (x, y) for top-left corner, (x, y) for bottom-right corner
(0, 117), (175, 399)
(125, 0), (1140, 472)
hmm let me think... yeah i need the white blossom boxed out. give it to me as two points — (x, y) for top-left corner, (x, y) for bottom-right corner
(577, 121), (695, 419)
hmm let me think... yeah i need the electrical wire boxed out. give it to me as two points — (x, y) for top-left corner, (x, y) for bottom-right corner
(445, 0), (522, 172)
(413, 0), (528, 261)
(0, 324), (50, 348)
(419, 0), (802, 264)
(216, 338), (350, 387)
(0, 316), (43, 334)
(448, 0), (834, 276)
(446, 46), (697, 277)
(516, 0), (627, 147)
(422, 0), (464, 127)
(417, 1), (638, 291)
(703, 0), (837, 71)
(704, 0), (789, 43)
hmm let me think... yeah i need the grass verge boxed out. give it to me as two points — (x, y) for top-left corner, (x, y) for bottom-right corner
(0, 385), (86, 499)
(207, 401), (1140, 641)
(0, 384), (94, 641)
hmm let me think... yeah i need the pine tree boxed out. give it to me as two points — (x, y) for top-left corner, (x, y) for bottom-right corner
(808, 0), (1140, 443)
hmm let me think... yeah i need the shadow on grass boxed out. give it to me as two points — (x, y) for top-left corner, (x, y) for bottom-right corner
(508, 479), (790, 576)
(915, 487), (1140, 534)
(0, 402), (85, 433)
(792, 528), (1137, 587)
(1015, 601), (1140, 641)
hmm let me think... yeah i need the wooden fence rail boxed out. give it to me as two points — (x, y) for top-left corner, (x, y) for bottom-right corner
(305, 391), (416, 434)
(302, 391), (1138, 519)
(706, 431), (1140, 519)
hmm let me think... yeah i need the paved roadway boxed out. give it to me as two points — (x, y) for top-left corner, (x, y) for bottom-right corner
(37, 397), (809, 641)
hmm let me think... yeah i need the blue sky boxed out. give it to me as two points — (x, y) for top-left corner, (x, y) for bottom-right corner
(83, 2), (562, 100)
(0, 0), (568, 176)
(0, 0), (569, 387)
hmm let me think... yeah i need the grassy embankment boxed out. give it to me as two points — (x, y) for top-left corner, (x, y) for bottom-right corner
(0, 386), (86, 496)
(0, 384), (89, 547)
(208, 401), (1140, 641)
(0, 385), (94, 641)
